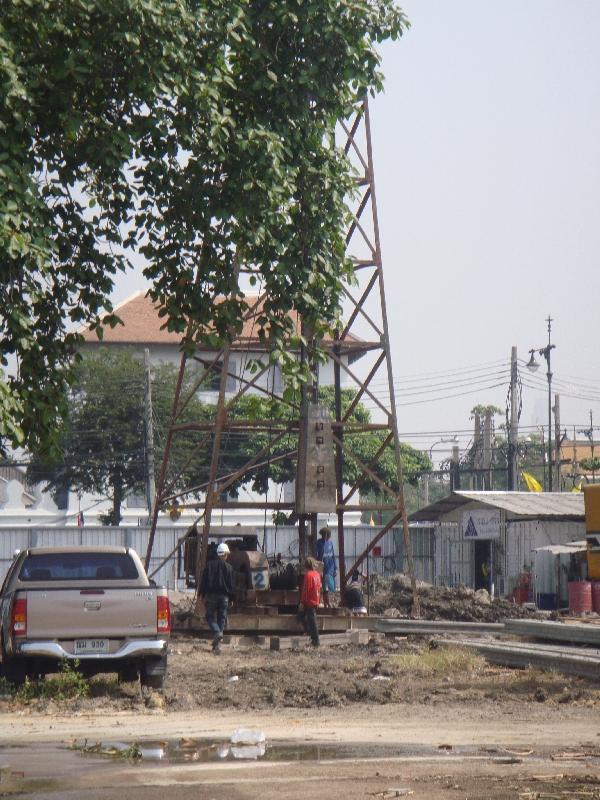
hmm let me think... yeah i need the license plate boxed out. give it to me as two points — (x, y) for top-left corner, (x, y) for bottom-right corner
(74, 638), (109, 655)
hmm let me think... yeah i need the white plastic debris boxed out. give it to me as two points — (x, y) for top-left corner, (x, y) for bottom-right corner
(217, 744), (231, 759)
(139, 746), (165, 760)
(231, 744), (266, 760)
(227, 675), (240, 683)
(371, 675), (391, 681)
(230, 728), (266, 745)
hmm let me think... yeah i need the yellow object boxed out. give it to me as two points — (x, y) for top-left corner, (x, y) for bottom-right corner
(583, 484), (600, 531)
(571, 482), (582, 493)
(588, 550), (600, 580)
(369, 514), (375, 527)
(583, 484), (600, 580)
(521, 471), (542, 492)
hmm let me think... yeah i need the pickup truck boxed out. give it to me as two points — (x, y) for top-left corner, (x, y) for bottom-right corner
(0, 546), (170, 688)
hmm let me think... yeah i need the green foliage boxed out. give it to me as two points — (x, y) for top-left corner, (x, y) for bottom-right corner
(0, 0), (408, 458)
(470, 404), (502, 418)
(580, 457), (600, 473)
(15, 661), (90, 702)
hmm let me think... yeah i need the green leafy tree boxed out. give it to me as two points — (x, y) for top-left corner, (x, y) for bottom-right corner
(27, 350), (220, 524)
(28, 350), (148, 525)
(580, 457), (600, 473)
(1, 0), (408, 459)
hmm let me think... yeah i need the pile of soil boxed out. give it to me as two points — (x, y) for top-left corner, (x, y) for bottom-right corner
(368, 574), (543, 623)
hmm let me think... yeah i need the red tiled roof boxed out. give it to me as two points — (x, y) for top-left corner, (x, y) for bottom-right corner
(80, 291), (360, 348)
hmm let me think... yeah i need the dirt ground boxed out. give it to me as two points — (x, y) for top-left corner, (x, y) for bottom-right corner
(1, 633), (600, 797)
(2, 632), (599, 715)
(1, 579), (599, 797)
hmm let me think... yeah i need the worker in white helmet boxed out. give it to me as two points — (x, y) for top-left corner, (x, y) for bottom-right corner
(199, 542), (234, 654)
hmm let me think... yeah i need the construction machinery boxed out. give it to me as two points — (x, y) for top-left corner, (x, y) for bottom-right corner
(183, 526), (302, 612)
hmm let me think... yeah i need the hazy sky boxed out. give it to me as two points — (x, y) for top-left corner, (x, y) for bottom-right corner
(112, 1), (600, 464)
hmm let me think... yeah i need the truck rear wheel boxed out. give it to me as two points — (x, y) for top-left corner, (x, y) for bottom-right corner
(140, 655), (167, 690)
(1, 639), (26, 686)
(140, 672), (165, 690)
(118, 664), (139, 683)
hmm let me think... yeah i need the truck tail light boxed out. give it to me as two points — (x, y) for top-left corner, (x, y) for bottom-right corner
(157, 596), (171, 633)
(11, 598), (27, 637)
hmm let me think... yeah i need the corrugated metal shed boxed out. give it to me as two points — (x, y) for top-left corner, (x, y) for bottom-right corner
(410, 491), (584, 523)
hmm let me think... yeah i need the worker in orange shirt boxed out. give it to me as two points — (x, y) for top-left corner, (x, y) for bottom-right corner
(298, 557), (321, 647)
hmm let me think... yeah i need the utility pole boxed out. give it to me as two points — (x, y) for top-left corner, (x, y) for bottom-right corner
(450, 444), (461, 491)
(592, 410), (596, 485)
(473, 411), (482, 489)
(553, 393), (561, 491)
(483, 410), (492, 490)
(507, 346), (519, 490)
(144, 348), (156, 520)
(526, 316), (555, 491)
(579, 410), (596, 485)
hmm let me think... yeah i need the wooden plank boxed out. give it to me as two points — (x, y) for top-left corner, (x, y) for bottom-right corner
(270, 629), (369, 650)
(178, 613), (352, 635)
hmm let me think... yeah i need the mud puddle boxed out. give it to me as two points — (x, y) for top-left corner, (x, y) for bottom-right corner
(0, 737), (556, 771)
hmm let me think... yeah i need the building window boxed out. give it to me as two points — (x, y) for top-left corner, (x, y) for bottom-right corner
(202, 360), (237, 392)
(126, 492), (147, 509)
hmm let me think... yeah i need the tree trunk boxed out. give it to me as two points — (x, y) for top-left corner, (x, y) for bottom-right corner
(110, 470), (123, 526)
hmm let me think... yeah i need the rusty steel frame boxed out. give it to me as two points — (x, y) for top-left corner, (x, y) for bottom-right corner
(145, 97), (419, 614)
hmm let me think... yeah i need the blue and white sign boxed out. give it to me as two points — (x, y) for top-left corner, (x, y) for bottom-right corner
(462, 509), (500, 540)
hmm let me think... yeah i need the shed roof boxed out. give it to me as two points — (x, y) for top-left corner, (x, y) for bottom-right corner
(534, 540), (587, 555)
(409, 491), (585, 523)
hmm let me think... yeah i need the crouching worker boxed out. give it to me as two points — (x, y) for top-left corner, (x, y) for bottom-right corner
(343, 571), (367, 615)
(200, 542), (234, 654)
(298, 557), (321, 647)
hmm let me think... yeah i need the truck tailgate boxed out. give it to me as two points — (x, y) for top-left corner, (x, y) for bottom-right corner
(25, 589), (158, 639)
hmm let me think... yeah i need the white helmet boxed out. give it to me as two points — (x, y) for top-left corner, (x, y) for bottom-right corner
(217, 542), (230, 557)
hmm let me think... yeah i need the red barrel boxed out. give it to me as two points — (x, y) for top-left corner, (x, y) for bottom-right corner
(513, 587), (529, 605)
(568, 581), (592, 613)
(592, 582), (600, 613)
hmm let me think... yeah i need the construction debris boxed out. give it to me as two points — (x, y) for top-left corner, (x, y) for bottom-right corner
(369, 574), (542, 623)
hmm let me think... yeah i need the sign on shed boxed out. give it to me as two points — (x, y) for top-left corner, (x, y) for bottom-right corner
(462, 509), (501, 540)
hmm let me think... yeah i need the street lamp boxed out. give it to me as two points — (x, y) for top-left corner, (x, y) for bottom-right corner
(428, 436), (459, 462)
(526, 316), (555, 491)
(422, 437), (459, 505)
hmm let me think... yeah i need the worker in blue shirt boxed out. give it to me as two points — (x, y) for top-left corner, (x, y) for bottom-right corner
(316, 526), (336, 608)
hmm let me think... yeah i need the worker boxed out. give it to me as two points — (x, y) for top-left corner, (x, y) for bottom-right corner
(481, 558), (491, 592)
(343, 570), (367, 615)
(298, 557), (322, 647)
(316, 526), (337, 608)
(199, 542), (235, 654)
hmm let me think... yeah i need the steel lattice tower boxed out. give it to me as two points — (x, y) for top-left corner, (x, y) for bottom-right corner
(145, 97), (418, 608)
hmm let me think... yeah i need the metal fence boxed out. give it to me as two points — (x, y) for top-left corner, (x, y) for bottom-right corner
(0, 524), (436, 591)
